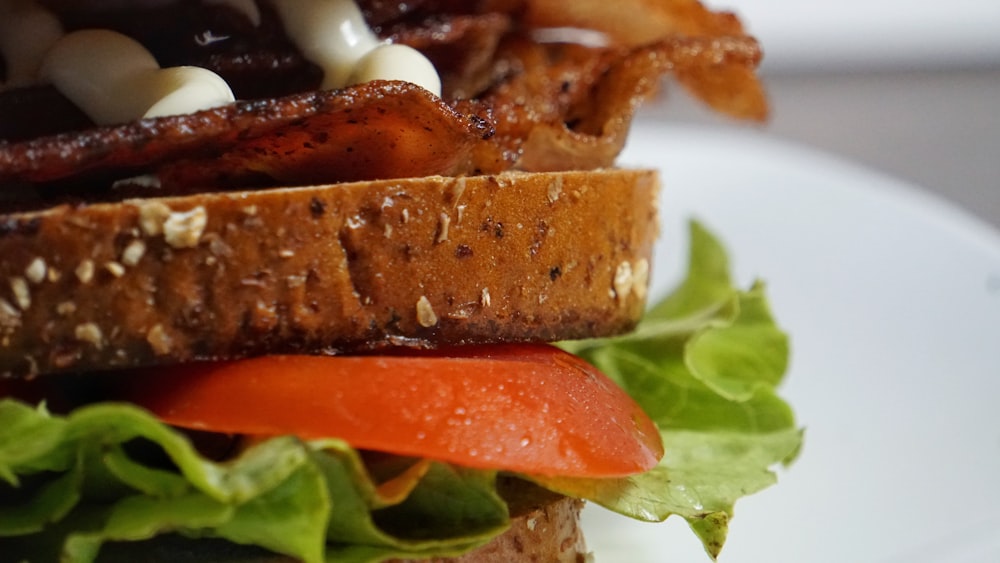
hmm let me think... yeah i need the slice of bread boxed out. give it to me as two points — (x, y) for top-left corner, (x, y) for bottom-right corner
(0, 169), (658, 377)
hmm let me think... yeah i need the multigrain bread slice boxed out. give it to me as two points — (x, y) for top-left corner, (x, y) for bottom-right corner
(91, 479), (588, 563)
(0, 169), (658, 377)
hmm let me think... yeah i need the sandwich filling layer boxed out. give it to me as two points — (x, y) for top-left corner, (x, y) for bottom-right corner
(0, 1), (801, 562)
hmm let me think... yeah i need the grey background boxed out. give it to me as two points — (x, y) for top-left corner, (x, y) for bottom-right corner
(642, 67), (1000, 231)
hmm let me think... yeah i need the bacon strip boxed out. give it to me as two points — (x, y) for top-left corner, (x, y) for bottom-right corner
(466, 34), (765, 174)
(0, 82), (492, 190)
(0, 33), (762, 200)
(0, 0), (768, 199)
(156, 83), (495, 189)
(522, 0), (745, 44)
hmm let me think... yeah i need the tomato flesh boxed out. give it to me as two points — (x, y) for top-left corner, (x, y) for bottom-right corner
(118, 344), (664, 478)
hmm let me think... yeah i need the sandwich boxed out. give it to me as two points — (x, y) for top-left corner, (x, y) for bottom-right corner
(0, 0), (801, 561)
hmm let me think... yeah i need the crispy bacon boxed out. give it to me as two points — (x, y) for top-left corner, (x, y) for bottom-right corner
(522, 0), (745, 44)
(155, 82), (495, 189)
(467, 33), (765, 174)
(358, 0), (745, 46)
(0, 82), (492, 190)
(0, 0), (768, 201)
(371, 0), (767, 120)
(0, 35), (763, 201)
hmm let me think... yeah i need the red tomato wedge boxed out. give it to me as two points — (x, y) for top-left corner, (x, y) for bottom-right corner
(118, 344), (664, 478)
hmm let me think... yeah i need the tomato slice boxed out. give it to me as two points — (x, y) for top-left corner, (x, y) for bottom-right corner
(118, 344), (663, 478)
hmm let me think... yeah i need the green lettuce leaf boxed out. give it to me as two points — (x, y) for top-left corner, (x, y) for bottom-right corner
(0, 220), (800, 562)
(558, 220), (801, 558)
(0, 402), (508, 562)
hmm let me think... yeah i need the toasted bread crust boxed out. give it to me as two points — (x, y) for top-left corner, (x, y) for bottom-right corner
(0, 169), (658, 377)
(404, 490), (587, 563)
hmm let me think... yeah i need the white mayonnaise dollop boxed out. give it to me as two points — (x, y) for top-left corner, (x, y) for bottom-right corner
(39, 29), (236, 125)
(9, 0), (440, 126)
(268, 0), (441, 95)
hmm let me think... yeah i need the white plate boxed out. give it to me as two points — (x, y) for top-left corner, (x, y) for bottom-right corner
(732, 0), (1000, 71)
(581, 122), (1000, 563)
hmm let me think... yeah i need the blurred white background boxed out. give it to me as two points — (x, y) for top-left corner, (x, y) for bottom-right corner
(643, 0), (1000, 229)
(734, 0), (1000, 71)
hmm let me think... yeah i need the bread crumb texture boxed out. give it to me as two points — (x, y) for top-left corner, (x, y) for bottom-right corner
(0, 169), (658, 376)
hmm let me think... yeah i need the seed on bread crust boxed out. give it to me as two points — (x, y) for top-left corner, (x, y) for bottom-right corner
(56, 302), (77, 316)
(0, 298), (20, 328)
(163, 206), (207, 249)
(8, 277), (30, 310)
(104, 261), (126, 278)
(146, 324), (173, 356)
(0, 170), (658, 377)
(122, 240), (147, 266)
(137, 201), (173, 237)
(75, 260), (95, 284)
(416, 296), (438, 328)
(436, 212), (452, 243)
(547, 175), (564, 204)
(74, 323), (104, 349)
(613, 261), (634, 302)
(25, 258), (47, 284)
